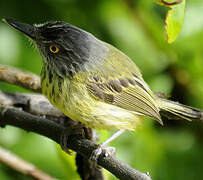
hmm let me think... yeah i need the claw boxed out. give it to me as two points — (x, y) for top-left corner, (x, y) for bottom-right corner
(104, 146), (115, 157)
(60, 123), (85, 154)
(90, 145), (116, 162)
(60, 131), (74, 155)
(89, 129), (125, 164)
(90, 144), (103, 161)
(146, 172), (151, 177)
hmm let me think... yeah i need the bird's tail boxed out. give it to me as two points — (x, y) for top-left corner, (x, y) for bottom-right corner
(157, 98), (203, 122)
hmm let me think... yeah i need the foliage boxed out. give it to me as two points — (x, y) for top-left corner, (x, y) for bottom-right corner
(0, 0), (203, 179)
(155, 0), (186, 43)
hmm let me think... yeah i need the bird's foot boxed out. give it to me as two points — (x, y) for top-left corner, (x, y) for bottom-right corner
(60, 123), (84, 154)
(90, 144), (116, 162)
(89, 130), (126, 165)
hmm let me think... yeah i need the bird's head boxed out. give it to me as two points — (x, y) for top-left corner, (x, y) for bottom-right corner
(3, 19), (108, 77)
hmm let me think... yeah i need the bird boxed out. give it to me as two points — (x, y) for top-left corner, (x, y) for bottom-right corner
(4, 18), (203, 159)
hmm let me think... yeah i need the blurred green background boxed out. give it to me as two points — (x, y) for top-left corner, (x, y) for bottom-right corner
(0, 0), (203, 179)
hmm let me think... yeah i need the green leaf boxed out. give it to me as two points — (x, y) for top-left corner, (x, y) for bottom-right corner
(165, 0), (185, 43)
(154, 0), (185, 43)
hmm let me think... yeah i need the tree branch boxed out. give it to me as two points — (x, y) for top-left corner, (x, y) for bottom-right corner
(0, 106), (151, 180)
(0, 65), (41, 92)
(0, 146), (57, 180)
(0, 92), (64, 117)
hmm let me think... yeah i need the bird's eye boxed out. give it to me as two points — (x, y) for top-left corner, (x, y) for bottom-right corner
(49, 45), (59, 54)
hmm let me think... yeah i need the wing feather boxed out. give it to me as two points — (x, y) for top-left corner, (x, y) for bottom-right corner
(87, 74), (162, 123)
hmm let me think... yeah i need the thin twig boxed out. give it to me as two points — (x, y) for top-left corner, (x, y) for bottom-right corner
(0, 146), (57, 180)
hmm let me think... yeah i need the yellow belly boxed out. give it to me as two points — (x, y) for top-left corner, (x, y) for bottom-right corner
(41, 71), (141, 130)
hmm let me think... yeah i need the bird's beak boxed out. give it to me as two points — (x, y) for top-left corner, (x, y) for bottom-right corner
(3, 18), (36, 40)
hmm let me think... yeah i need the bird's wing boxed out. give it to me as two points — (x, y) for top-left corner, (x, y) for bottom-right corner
(87, 74), (162, 124)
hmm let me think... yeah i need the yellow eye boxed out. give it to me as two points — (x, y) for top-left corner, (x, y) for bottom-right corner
(49, 45), (59, 54)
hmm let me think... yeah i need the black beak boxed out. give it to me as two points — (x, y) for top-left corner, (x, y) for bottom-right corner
(3, 18), (36, 40)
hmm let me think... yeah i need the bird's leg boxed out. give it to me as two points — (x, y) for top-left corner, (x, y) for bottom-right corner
(90, 129), (126, 161)
(60, 123), (85, 154)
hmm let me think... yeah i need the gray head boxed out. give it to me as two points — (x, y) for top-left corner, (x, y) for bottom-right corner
(3, 19), (109, 77)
